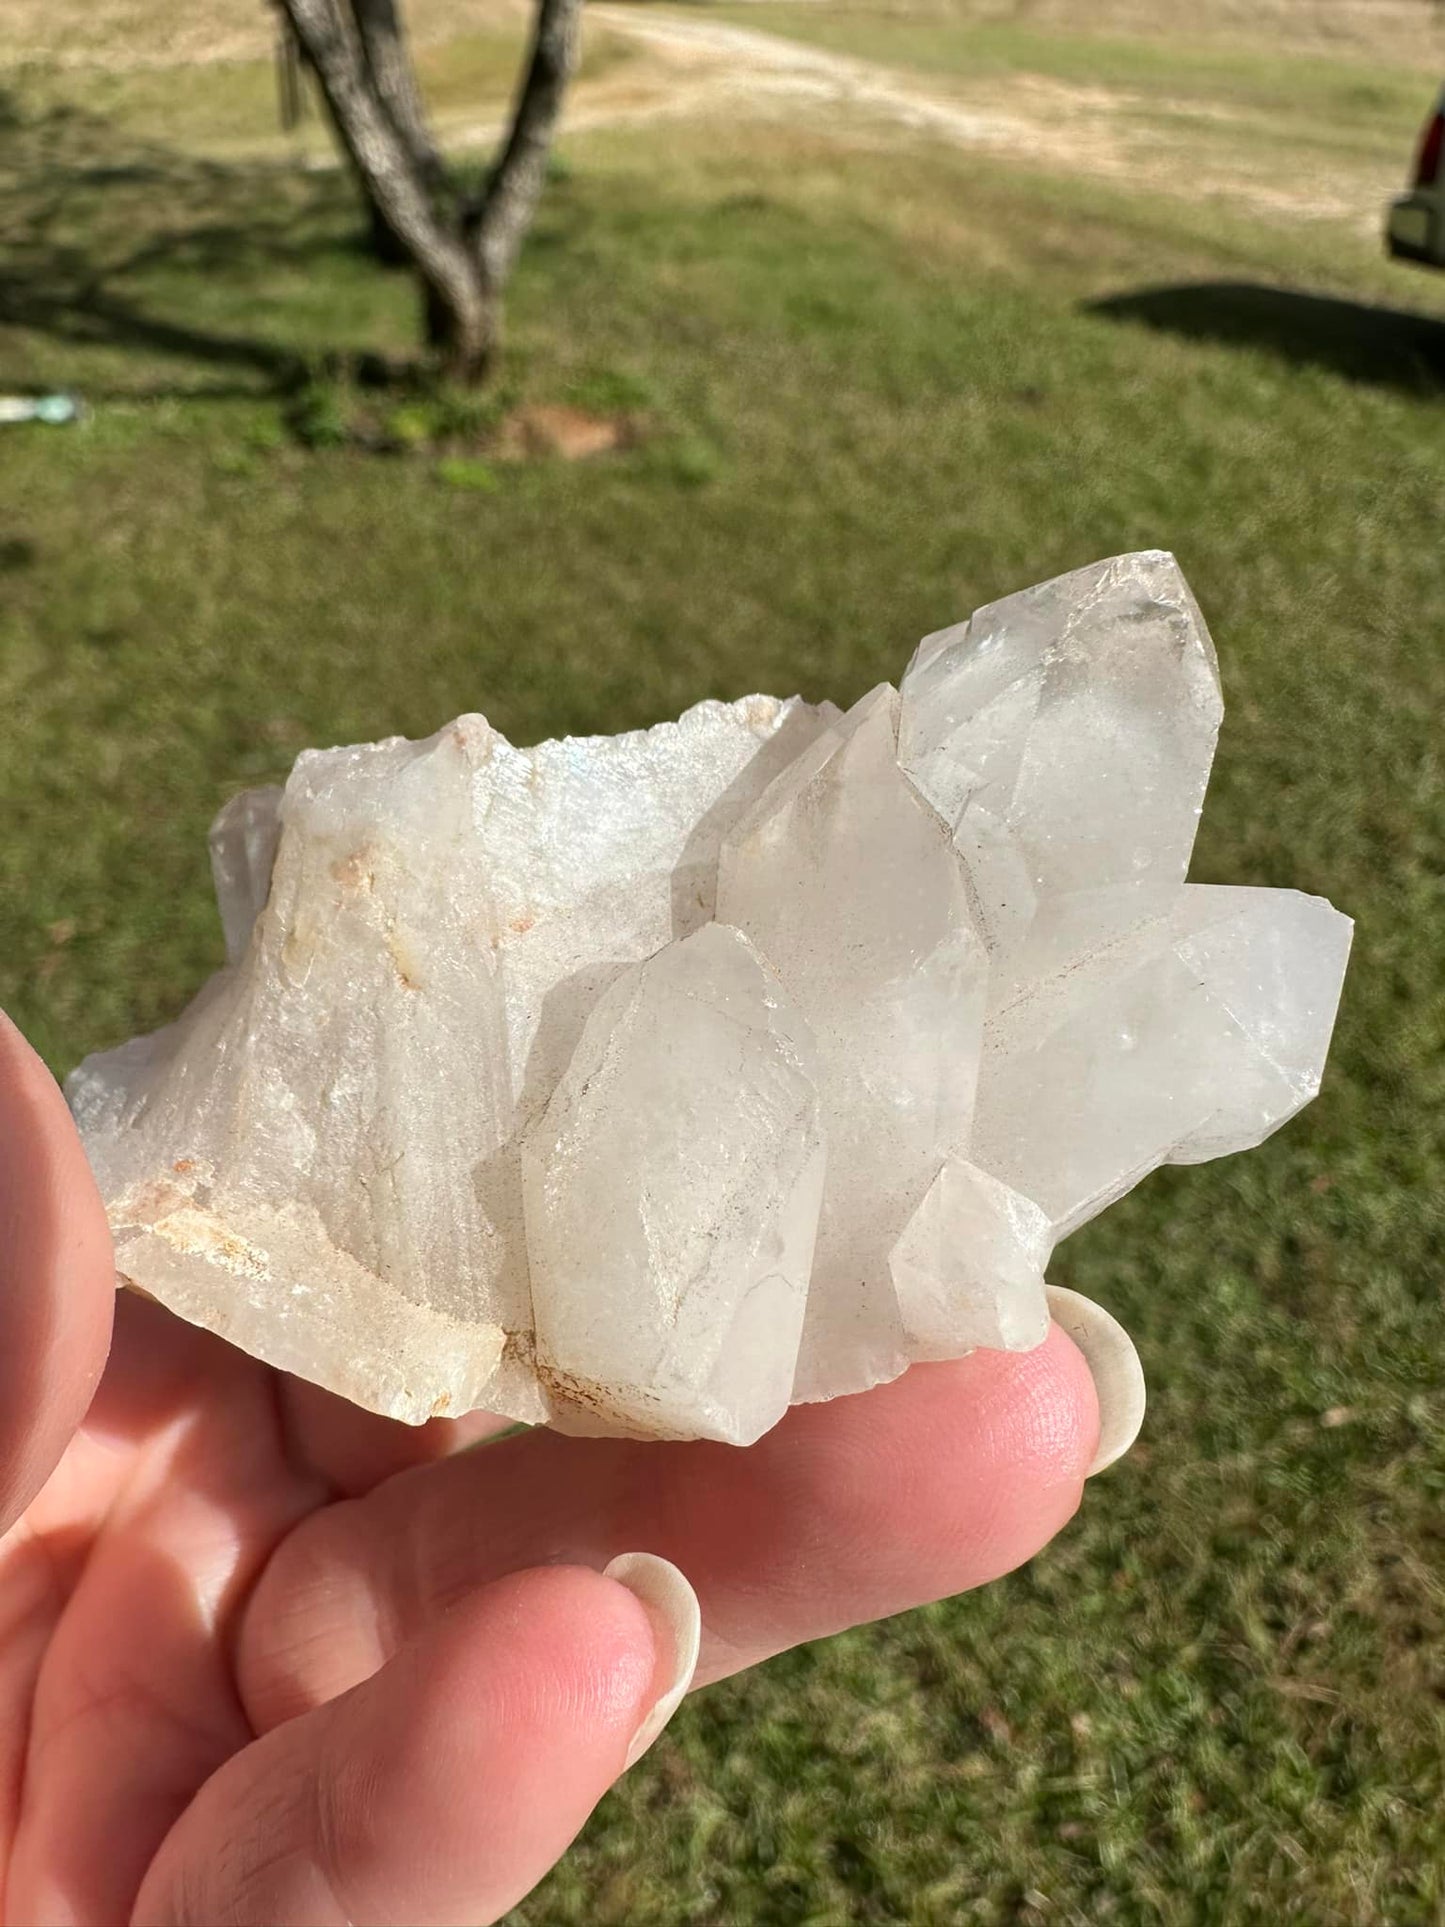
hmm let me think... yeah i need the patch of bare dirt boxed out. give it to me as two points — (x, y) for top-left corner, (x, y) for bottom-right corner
(495, 404), (640, 460)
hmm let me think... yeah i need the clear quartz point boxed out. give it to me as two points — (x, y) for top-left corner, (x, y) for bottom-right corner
(899, 549), (1222, 961)
(716, 686), (989, 1402)
(889, 1158), (1052, 1359)
(523, 922), (824, 1445)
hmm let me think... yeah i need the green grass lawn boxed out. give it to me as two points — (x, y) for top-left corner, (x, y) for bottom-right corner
(704, 2), (1434, 222)
(3, 15), (1444, 1922)
(708, 1), (1430, 129)
(11, 20), (633, 162)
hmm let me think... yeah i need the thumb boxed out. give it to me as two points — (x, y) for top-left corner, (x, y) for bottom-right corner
(0, 1012), (114, 1531)
(132, 1556), (701, 1927)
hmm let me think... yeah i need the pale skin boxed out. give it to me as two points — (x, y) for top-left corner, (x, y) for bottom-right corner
(0, 1012), (1099, 1926)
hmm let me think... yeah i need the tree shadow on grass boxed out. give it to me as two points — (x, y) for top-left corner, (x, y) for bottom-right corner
(0, 91), (382, 399)
(1090, 281), (1445, 392)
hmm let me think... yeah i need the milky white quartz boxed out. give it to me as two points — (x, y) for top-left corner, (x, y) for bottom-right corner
(66, 553), (1351, 1441)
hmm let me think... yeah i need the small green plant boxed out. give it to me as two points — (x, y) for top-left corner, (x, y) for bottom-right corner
(565, 367), (656, 415)
(426, 384), (510, 443)
(647, 432), (720, 489)
(210, 445), (259, 478)
(436, 456), (501, 492)
(382, 403), (436, 452)
(245, 417), (287, 455)
(287, 380), (353, 451)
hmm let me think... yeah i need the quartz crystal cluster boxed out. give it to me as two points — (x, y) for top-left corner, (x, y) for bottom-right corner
(67, 553), (1351, 1442)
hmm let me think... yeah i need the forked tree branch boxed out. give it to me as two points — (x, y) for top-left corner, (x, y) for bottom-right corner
(282, 0), (480, 319)
(350, 0), (453, 211)
(277, 0), (582, 377)
(469, 0), (583, 290)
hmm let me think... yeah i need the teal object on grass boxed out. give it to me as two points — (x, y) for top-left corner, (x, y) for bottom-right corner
(0, 394), (81, 426)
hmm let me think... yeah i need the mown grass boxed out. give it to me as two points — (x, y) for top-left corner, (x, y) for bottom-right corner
(707, 3), (1434, 205)
(3, 16), (1444, 1923)
(10, 20), (633, 161)
(708, 4), (1430, 115)
(737, 0), (1442, 63)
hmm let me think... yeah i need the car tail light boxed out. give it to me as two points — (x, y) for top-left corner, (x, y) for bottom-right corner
(1416, 108), (1444, 187)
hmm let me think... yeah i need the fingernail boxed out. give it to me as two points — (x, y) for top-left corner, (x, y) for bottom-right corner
(603, 1552), (702, 1767)
(1045, 1285), (1146, 1476)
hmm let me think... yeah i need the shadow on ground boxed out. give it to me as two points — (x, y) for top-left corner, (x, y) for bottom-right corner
(1091, 281), (1445, 390)
(0, 92), (372, 397)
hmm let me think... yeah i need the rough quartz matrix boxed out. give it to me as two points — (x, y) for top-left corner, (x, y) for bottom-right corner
(67, 552), (1352, 1442)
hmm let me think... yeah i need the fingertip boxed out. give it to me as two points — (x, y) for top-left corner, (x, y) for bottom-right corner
(139, 1563), (675, 1927)
(0, 1013), (115, 1526)
(670, 1326), (1103, 1673)
(1008, 1316), (1104, 1489)
(461, 1563), (661, 1757)
(883, 1324), (1099, 1575)
(867, 1328), (1096, 1621)
(837, 1321), (1099, 1510)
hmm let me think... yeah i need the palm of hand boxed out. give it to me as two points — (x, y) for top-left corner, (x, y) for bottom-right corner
(0, 1016), (1097, 1926)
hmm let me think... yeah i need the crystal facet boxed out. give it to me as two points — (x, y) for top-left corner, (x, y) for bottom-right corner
(716, 686), (988, 1401)
(971, 883), (1353, 1236)
(66, 553), (1351, 1436)
(899, 549), (1222, 964)
(889, 1159), (1052, 1360)
(523, 922), (824, 1445)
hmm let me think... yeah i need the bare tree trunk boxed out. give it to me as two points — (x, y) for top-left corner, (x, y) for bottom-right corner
(351, 0), (454, 262)
(283, 0), (489, 363)
(276, 0), (582, 384)
(469, 0), (582, 291)
(352, 0), (451, 204)
(423, 278), (497, 383)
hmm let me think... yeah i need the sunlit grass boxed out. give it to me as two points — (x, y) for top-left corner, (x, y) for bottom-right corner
(11, 20), (633, 161)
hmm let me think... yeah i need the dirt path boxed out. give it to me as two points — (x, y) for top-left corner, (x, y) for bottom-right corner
(438, 8), (1126, 185)
(589, 6), (1106, 162)
(568, 6), (1384, 230)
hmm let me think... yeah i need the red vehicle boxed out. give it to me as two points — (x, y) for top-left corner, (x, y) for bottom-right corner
(1389, 85), (1445, 266)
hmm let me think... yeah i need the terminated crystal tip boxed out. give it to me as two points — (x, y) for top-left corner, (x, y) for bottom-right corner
(66, 554), (1350, 1437)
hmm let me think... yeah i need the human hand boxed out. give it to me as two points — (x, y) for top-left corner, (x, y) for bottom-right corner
(0, 1010), (1141, 1926)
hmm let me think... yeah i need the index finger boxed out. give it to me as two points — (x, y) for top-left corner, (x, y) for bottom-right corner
(0, 1013), (115, 1530)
